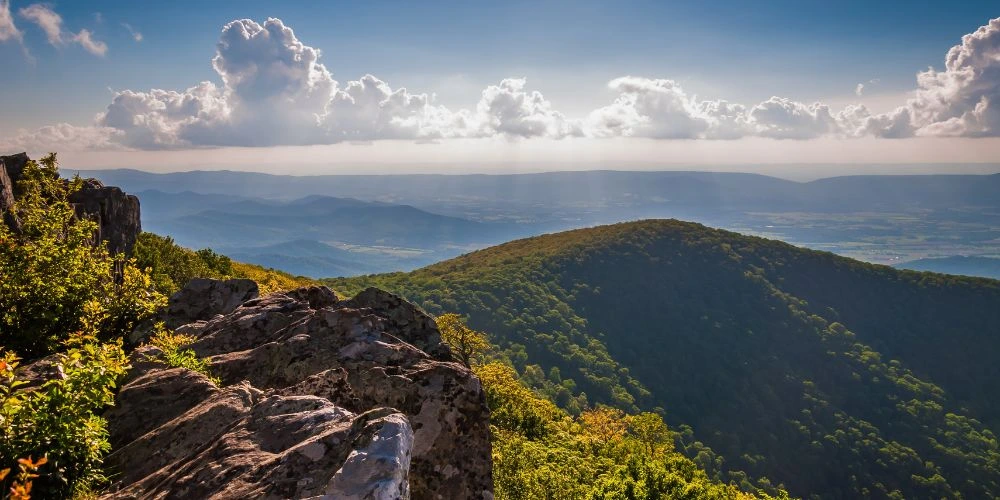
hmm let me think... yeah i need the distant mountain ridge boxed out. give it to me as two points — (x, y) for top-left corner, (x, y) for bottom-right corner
(133, 190), (531, 277)
(80, 169), (1000, 280)
(78, 168), (1000, 213)
(897, 255), (1000, 279)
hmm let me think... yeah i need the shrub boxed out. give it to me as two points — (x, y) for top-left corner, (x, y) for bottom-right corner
(0, 338), (128, 497)
(148, 326), (218, 385)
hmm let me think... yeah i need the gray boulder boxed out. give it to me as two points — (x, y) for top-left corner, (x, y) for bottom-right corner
(165, 278), (260, 329)
(103, 286), (493, 499)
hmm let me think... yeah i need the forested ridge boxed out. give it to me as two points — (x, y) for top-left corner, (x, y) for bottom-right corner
(328, 219), (1000, 499)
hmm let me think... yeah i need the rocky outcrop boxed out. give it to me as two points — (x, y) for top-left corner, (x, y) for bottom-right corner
(0, 152), (27, 230)
(164, 278), (260, 329)
(0, 152), (141, 255)
(103, 283), (493, 499)
(68, 178), (141, 255)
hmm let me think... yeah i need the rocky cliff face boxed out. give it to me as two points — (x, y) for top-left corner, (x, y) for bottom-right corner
(0, 152), (141, 254)
(68, 178), (141, 255)
(103, 281), (494, 499)
(0, 152), (27, 230)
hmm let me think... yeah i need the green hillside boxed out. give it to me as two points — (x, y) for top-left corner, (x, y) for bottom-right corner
(327, 219), (1000, 499)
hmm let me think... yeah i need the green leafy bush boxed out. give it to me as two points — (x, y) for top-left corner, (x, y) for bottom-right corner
(0, 338), (129, 497)
(148, 326), (218, 384)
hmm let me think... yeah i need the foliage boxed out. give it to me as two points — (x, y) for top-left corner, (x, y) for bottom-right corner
(329, 219), (1000, 498)
(0, 155), (164, 358)
(230, 261), (315, 295)
(1, 455), (48, 500)
(134, 232), (315, 296)
(436, 313), (491, 367)
(0, 339), (128, 498)
(147, 325), (218, 384)
(476, 361), (786, 499)
(133, 233), (234, 295)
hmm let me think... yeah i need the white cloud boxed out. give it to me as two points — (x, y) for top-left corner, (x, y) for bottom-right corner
(75, 18), (576, 148)
(587, 78), (849, 140)
(18, 3), (107, 56)
(72, 28), (106, 56)
(747, 97), (840, 139)
(97, 82), (230, 149)
(11, 15), (1000, 152)
(856, 83), (865, 96)
(471, 78), (581, 139)
(326, 74), (460, 141)
(866, 17), (1000, 137)
(122, 22), (142, 42)
(0, 0), (21, 43)
(19, 3), (61, 44)
(0, 123), (123, 153)
(587, 77), (735, 139)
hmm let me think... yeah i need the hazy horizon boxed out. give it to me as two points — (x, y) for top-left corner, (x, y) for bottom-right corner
(65, 161), (1000, 183)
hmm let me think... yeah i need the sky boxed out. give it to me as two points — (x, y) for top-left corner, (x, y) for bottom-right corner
(1, 0), (1000, 175)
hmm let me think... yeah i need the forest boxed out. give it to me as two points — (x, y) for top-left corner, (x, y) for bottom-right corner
(328, 219), (1000, 499)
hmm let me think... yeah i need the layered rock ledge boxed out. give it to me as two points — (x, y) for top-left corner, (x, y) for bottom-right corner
(103, 283), (493, 499)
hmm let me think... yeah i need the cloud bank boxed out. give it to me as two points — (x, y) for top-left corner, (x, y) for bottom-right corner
(4, 16), (1000, 152)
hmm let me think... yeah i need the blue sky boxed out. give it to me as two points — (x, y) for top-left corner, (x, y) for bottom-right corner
(1, 1), (1000, 173)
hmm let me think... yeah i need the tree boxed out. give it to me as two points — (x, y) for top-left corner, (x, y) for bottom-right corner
(436, 313), (490, 368)
(628, 412), (672, 457)
(580, 406), (627, 445)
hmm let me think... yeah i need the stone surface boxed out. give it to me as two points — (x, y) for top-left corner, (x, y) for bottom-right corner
(68, 178), (142, 255)
(103, 285), (492, 500)
(164, 278), (260, 329)
(0, 153), (28, 230)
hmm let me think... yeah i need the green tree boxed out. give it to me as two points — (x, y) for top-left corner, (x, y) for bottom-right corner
(628, 412), (673, 457)
(437, 313), (491, 368)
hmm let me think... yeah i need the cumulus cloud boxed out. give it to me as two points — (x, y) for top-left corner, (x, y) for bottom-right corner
(863, 18), (1000, 138)
(68, 18), (574, 149)
(747, 97), (841, 139)
(912, 17), (1000, 136)
(471, 79), (581, 139)
(18, 3), (107, 56)
(588, 77), (744, 139)
(856, 83), (865, 96)
(587, 78), (851, 140)
(326, 74), (460, 141)
(0, 0), (21, 43)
